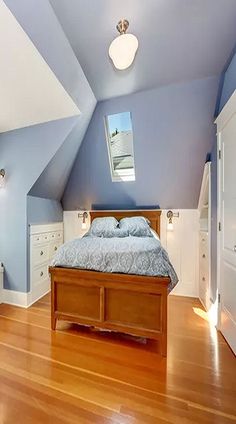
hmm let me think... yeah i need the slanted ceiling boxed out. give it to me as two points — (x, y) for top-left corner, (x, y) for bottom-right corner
(50, 0), (236, 100)
(0, 0), (79, 133)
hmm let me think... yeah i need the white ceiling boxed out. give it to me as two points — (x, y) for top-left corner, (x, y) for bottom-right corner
(0, 0), (80, 133)
(50, 0), (236, 100)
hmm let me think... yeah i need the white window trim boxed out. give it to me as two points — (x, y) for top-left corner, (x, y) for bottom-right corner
(104, 114), (136, 183)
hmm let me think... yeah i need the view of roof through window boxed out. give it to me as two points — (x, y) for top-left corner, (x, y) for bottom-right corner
(104, 111), (135, 182)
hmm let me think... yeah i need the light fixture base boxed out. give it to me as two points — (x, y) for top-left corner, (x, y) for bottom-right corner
(116, 19), (129, 35)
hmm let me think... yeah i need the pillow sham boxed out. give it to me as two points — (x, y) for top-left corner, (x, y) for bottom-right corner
(87, 217), (128, 238)
(119, 216), (153, 237)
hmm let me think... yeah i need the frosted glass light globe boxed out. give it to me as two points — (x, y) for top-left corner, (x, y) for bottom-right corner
(109, 33), (139, 70)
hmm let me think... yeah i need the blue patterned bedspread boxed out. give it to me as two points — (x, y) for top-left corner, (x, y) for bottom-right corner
(51, 235), (178, 292)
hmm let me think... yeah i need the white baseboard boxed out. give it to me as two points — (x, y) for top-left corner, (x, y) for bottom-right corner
(27, 278), (50, 307)
(170, 283), (198, 298)
(2, 279), (50, 308)
(2, 289), (28, 308)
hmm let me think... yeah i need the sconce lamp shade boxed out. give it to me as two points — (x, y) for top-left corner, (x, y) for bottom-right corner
(82, 221), (87, 230)
(109, 33), (139, 70)
(166, 210), (174, 231)
(0, 169), (5, 188)
(78, 211), (89, 230)
(167, 221), (174, 231)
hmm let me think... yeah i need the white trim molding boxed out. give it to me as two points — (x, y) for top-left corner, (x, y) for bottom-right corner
(2, 289), (28, 308)
(2, 286), (50, 308)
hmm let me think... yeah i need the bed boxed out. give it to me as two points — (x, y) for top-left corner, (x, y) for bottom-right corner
(49, 210), (177, 356)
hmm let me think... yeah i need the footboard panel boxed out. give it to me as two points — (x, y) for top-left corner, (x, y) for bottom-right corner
(49, 267), (169, 356)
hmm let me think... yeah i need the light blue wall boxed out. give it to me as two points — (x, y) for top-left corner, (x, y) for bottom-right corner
(27, 196), (63, 224)
(63, 76), (219, 210)
(219, 51), (236, 112)
(0, 118), (76, 292)
(29, 119), (94, 201)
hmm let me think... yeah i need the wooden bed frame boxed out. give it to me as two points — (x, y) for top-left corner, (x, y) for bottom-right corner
(49, 210), (170, 356)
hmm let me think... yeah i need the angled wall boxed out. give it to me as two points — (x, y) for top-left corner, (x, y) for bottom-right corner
(0, 117), (76, 292)
(63, 76), (219, 210)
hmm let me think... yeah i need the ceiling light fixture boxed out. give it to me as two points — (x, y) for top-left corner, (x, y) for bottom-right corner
(109, 19), (138, 70)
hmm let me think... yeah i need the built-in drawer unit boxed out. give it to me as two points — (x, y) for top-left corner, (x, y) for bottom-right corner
(198, 162), (211, 312)
(30, 222), (63, 305)
(199, 231), (210, 310)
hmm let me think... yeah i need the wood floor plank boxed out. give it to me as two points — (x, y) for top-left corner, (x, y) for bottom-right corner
(0, 295), (235, 423)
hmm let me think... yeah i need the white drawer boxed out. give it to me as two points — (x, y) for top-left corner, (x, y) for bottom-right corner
(49, 241), (61, 259)
(200, 232), (208, 246)
(32, 234), (43, 245)
(41, 233), (50, 243)
(32, 264), (49, 288)
(32, 233), (51, 245)
(49, 232), (57, 241)
(200, 248), (208, 263)
(32, 244), (49, 266)
(56, 231), (63, 240)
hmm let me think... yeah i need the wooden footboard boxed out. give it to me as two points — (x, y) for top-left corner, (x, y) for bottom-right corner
(49, 266), (170, 356)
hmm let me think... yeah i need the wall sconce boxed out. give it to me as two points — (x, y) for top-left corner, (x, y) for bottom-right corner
(167, 210), (174, 231)
(167, 210), (179, 231)
(0, 169), (6, 188)
(78, 211), (88, 230)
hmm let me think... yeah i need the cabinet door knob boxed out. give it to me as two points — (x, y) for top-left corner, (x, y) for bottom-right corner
(202, 277), (205, 281)
(234, 245), (236, 252)
(40, 271), (43, 277)
(54, 246), (57, 251)
(202, 254), (206, 258)
(40, 251), (43, 256)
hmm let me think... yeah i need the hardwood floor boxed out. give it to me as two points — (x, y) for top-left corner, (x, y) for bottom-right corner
(0, 295), (235, 423)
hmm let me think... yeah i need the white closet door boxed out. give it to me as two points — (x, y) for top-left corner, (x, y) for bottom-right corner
(219, 111), (236, 354)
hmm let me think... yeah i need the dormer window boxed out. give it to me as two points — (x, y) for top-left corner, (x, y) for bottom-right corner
(104, 111), (135, 182)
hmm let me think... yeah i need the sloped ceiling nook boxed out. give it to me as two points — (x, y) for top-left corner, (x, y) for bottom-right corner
(0, 0), (80, 133)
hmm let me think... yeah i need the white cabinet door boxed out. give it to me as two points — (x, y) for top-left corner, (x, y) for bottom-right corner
(219, 112), (236, 354)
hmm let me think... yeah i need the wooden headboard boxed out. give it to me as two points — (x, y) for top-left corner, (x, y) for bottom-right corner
(90, 210), (161, 237)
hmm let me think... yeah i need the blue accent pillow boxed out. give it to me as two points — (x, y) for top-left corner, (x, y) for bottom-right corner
(119, 216), (152, 237)
(87, 217), (128, 238)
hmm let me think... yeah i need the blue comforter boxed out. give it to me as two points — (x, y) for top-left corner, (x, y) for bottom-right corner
(51, 234), (178, 292)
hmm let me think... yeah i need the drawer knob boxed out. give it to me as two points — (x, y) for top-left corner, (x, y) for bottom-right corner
(40, 251), (43, 256)
(234, 245), (236, 252)
(202, 277), (205, 282)
(40, 271), (44, 277)
(202, 254), (206, 258)
(54, 247), (57, 251)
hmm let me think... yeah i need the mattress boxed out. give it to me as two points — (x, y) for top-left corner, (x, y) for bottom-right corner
(51, 233), (178, 292)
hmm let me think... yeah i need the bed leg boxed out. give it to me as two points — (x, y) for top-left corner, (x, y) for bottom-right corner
(160, 334), (167, 357)
(51, 315), (57, 331)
